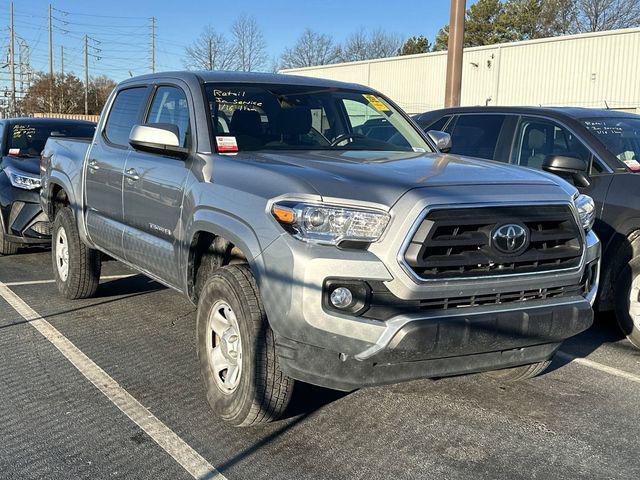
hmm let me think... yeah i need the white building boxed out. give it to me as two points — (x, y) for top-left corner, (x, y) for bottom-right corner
(281, 28), (640, 115)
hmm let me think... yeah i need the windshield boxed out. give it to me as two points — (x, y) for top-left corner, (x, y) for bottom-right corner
(5, 122), (96, 157)
(582, 117), (640, 170)
(205, 83), (431, 153)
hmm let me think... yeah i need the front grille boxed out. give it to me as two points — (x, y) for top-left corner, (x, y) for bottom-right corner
(363, 260), (597, 322)
(403, 205), (583, 280)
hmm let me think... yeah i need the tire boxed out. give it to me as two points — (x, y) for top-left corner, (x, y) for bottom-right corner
(485, 360), (551, 382)
(196, 264), (294, 426)
(0, 226), (18, 255)
(614, 257), (640, 349)
(52, 207), (101, 299)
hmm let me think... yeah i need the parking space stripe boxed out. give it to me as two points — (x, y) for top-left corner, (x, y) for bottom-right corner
(557, 351), (640, 384)
(3, 274), (137, 286)
(0, 281), (226, 480)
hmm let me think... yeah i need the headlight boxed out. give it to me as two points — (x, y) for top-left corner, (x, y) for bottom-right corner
(574, 194), (595, 231)
(4, 166), (42, 190)
(271, 201), (390, 246)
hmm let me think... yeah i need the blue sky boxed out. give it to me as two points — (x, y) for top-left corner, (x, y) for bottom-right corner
(0, 0), (466, 82)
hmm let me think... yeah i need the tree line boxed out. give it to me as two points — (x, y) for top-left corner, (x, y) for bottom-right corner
(181, 0), (637, 71)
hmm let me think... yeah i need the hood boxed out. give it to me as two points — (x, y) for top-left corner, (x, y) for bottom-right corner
(1, 155), (41, 175)
(231, 150), (561, 206)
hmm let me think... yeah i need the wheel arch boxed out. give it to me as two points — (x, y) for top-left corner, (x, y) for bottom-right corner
(599, 225), (640, 309)
(184, 213), (266, 303)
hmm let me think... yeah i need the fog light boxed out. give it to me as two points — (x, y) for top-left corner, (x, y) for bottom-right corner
(330, 287), (353, 309)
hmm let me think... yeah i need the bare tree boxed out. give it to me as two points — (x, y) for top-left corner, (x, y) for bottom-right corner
(280, 29), (340, 69)
(339, 28), (402, 62)
(231, 14), (267, 71)
(184, 26), (234, 71)
(575, 0), (640, 31)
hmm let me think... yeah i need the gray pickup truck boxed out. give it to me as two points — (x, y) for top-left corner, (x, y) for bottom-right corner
(41, 71), (600, 426)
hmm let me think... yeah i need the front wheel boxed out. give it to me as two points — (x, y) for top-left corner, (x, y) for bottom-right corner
(614, 257), (640, 349)
(196, 264), (294, 426)
(485, 360), (551, 382)
(52, 207), (101, 299)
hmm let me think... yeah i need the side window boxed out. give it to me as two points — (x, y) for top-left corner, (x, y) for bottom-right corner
(146, 86), (191, 148)
(104, 87), (148, 147)
(0, 124), (5, 154)
(512, 117), (591, 170)
(448, 114), (506, 160)
(426, 115), (452, 133)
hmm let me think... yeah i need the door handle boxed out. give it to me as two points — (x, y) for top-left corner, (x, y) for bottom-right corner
(88, 159), (100, 171)
(124, 168), (140, 182)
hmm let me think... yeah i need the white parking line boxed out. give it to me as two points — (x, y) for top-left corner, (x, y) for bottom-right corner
(557, 351), (640, 385)
(3, 274), (137, 286)
(0, 281), (226, 480)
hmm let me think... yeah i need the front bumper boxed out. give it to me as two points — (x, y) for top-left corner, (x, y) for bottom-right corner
(0, 177), (51, 245)
(277, 298), (592, 391)
(257, 195), (600, 391)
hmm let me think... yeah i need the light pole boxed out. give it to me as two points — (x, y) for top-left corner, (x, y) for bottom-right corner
(444, 0), (465, 107)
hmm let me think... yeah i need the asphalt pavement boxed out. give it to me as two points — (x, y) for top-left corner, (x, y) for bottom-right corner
(1, 249), (639, 480)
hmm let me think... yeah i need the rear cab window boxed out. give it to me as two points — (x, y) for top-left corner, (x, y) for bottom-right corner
(104, 87), (149, 147)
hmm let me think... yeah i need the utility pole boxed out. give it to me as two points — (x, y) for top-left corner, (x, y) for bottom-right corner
(208, 37), (213, 70)
(60, 45), (64, 112)
(9, 1), (16, 116)
(151, 17), (155, 73)
(48, 3), (53, 112)
(84, 34), (89, 115)
(444, 0), (465, 107)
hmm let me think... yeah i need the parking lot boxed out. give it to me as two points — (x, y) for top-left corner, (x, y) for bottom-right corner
(0, 248), (638, 480)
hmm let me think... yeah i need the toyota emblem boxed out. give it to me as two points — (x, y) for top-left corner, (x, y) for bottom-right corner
(492, 223), (529, 255)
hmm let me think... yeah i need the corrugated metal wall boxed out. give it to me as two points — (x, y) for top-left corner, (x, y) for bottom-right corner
(282, 28), (640, 115)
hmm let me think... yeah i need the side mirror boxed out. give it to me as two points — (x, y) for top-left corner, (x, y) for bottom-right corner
(542, 155), (590, 188)
(129, 124), (188, 159)
(427, 130), (452, 153)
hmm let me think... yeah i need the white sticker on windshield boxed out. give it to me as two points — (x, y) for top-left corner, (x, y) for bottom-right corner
(413, 147), (426, 153)
(215, 136), (238, 153)
(624, 159), (640, 171)
(8, 148), (20, 156)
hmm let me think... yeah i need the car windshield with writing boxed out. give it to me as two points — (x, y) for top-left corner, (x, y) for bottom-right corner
(205, 83), (431, 153)
(5, 122), (96, 158)
(582, 117), (640, 170)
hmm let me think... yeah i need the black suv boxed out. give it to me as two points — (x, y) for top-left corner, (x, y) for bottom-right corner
(415, 106), (640, 348)
(0, 117), (95, 255)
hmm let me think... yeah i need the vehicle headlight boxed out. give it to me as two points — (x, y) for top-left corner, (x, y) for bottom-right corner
(574, 194), (595, 231)
(3, 166), (42, 190)
(271, 201), (390, 246)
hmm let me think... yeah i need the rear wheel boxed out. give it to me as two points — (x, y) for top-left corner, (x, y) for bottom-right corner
(52, 207), (101, 299)
(196, 264), (294, 426)
(614, 257), (640, 349)
(0, 227), (18, 255)
(485, 360), (551, 382)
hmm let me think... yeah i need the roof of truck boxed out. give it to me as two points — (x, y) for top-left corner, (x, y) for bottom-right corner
(123, 70), (375, 92)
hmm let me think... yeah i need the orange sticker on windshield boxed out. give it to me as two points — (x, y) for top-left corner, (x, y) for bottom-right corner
(363, 94), (390, 111)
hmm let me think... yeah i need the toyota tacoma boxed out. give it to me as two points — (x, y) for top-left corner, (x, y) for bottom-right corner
(40, 72), (600, 426)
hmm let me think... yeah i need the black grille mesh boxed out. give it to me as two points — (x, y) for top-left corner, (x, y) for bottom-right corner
(404, 205), (583, 279)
